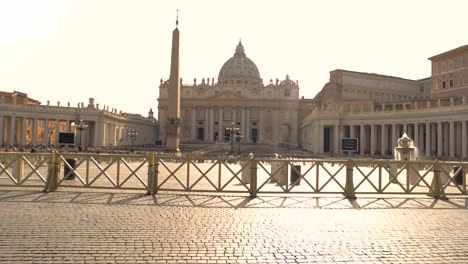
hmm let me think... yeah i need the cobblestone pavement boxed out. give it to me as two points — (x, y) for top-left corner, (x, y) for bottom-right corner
(0, 189), (467, 263)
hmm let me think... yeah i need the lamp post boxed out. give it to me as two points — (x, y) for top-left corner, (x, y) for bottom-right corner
(228, 122), (241, 155)
(75, 120), (88, 151)
(128, 128), (138, 152)
(235, 131), (241, 154)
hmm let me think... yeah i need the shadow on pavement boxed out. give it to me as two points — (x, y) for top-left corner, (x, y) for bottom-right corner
(0, 188), (466, 209)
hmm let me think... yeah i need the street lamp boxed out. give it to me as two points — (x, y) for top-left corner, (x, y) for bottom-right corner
(228, 122), (241, 155)
(75, 120), (88, 151)
(235, 131), (241, 154)
(128, 128), (138, 152)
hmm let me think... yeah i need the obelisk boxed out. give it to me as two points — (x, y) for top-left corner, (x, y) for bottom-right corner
(166, 14), (181, 152)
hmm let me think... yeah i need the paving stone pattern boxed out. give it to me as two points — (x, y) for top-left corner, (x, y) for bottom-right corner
(0, 189), (467, 263)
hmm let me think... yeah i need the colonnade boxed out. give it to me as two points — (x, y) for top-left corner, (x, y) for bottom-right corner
(307, 120), (468, 159)
(0, 114), (155, 149)
(0, 115), (74, 147)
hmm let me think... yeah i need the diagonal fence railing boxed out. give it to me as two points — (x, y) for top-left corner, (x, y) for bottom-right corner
(0, 151), (466, 199)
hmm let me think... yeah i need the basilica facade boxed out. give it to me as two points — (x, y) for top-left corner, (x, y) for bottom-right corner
(158, 41), (310, 147)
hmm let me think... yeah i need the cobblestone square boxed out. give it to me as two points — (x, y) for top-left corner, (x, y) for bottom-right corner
(0, 188), (467, 263)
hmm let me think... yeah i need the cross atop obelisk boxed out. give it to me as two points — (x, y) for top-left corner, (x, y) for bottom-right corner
(165, 13), (181, 152)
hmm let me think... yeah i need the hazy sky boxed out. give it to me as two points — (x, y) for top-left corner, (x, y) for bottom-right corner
(1, 0), (467, 116)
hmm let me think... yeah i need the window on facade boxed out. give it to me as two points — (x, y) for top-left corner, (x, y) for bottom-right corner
(284, 89), (291, 96)
(450, 80), (454, 87)
(442, 81), (446, 89)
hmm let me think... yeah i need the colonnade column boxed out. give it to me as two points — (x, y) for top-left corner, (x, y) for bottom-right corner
(462, 121), (467, 158)
(360, 125), (365, 155)
(333, 124), (339, 154)
(349, 125), (355, 138)
(370, 124), (376, 155)
(449, 121), (455, 158)
(414, 123), (419, 149)
(192, 109), (196, 140)
(391, 124), (397, 156)
(9, 116), (15, 146)
(209, 109), (214, 143)
(318, 123), (323, 153)
(381, 124), (387, 156)
(43, 119), (49, 146)
(437, 122), (443, 157)
(54, 119), (60, 146)
(425, 123), (431, 157)
(0, 116), (3, 146)
(20, 118), (27, 146)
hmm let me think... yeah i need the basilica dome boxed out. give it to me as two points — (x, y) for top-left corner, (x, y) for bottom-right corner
(218, 41), (261, 84)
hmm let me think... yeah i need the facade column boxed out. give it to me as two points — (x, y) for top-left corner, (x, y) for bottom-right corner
(209, 108), (214, 143)
(449, 121), (455, 158)
(232, 109), (236, 126)
(360, 124), (365, 155)
(437, 122), (443, 157)
(159, 110), (167, 142)
(370, 124), (376, 155)
(462, 121), (467, 158)
(218, 108), (223, 142)
(32, 118), (38, 146)
(258, 109), (263, 143)
(192, 109), (196, 141)
(241, 108), (246, 142)
(66, 120), (71, 132)
(425, 123), (431, 157)
(318, 123), (324, 153)
(246, 109), (250, 143)
(272, 109), (278, 145)
(204, 108), (209, 142)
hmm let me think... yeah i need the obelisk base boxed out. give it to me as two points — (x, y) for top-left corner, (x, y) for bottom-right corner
(166, 137), (180, 153)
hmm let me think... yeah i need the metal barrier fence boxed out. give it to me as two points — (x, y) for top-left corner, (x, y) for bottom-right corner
(0, 151), (466, 199)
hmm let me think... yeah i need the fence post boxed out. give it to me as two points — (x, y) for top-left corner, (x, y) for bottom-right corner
(428, 161), (447, 200)
(249, 157), (257, 198)
(43, 151), (59, 192)
(147, 152), (157, 195)
(12, 155), (24, 183)
(344, 159), (356, 199)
